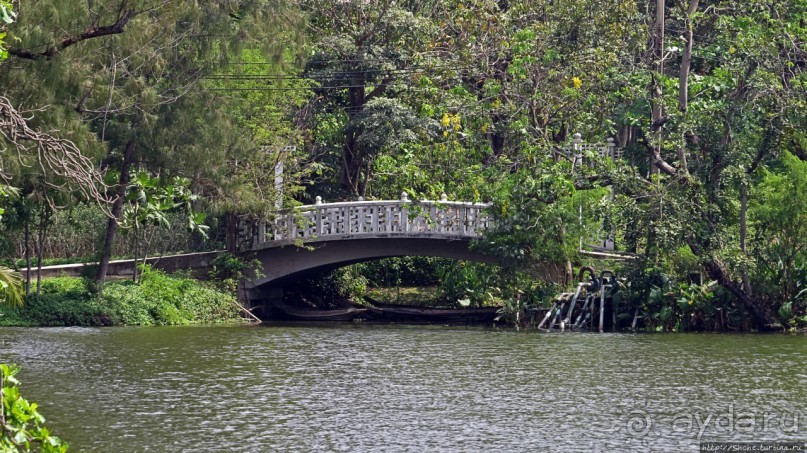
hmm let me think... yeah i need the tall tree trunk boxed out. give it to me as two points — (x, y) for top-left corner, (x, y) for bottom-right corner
(649, 0), (666, 176)
(23, 220), (31, 296)
(490, 112), (506, 157)
(140, 224), (151, 284)
(677, 0), (699, 112)
(740, 183), (752, 297)
(564, 260), (573, 287)
(688, 239), (769, 327)
(342, 127), (360, 195)
(96, 139), (136, 289)
(35, 207), (49, 300)
(645, 0), (669, 259)
(133, 223), (139, 282)
(676, 0), (698, 174)
(341, 84), (365, 195)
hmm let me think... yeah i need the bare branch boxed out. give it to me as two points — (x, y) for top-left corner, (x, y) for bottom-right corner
(0, 96), (114, 214)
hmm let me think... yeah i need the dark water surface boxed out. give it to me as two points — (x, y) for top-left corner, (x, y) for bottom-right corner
(0, 324), (804, 452)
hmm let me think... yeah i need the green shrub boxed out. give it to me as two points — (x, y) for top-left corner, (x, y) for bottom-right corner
(355, 257), (445, 287)
(99, 282), (155, 326)
(286, 267), (368, 309)
(1, 364), (68, 452)
(14, 278), (104, 326)
(0, 270), (242, 327)
(208, 252), (263, 294)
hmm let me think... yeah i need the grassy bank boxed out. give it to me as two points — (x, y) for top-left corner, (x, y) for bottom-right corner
(0, 268), (243, 327)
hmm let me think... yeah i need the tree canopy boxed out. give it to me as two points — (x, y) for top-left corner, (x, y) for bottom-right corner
(1, 0), (805, 328)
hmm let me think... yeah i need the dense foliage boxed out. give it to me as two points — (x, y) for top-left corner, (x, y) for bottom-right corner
(0, 269), (242, 327)
(0, 0), (804, 330)
(0, 364), (67, 452)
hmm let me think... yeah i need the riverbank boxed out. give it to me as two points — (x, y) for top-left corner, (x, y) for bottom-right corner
(0, 268), (244, 327)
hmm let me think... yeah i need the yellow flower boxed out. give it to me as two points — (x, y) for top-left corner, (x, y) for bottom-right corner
(572, 77), (582, 89)
(441, 113), (451, 128)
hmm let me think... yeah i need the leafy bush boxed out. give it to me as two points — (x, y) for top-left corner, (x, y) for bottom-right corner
(11, 278), (105, 326)
(208, 252), (263, 294)
(285, 267), (368, 309)
(101, 266), (240, 325)
(355, 257), (445, 287)
(0, 270), (241, 327)
(1, 364), (68, 452)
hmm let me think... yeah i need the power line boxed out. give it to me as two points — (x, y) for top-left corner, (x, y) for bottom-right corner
(204, 65), (474, 80)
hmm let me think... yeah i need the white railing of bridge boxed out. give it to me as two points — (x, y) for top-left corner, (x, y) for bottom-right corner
(244, 136), (621, 250)
(553, 134), (623, 167)
(250, 193), (491, 247)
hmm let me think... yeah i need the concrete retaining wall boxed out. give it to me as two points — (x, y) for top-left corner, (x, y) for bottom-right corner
(19, 251), (225, 280)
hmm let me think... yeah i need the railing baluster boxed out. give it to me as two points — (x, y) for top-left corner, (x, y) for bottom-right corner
(315, 206), (322, 237)
(253, 198), (490, 246)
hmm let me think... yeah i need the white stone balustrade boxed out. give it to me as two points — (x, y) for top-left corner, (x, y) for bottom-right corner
(251, 194), (491, 248)
(554, 134), (623, 166)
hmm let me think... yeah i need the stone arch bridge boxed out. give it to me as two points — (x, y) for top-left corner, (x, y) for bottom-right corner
(241, 194), (496, 301)
(240, 136), (622, 303)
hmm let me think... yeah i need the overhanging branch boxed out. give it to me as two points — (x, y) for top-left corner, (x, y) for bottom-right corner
(8, 9), (136, 60)
(0, 95), (114, 213)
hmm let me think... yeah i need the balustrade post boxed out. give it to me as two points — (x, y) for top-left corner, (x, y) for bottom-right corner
(401, 192), (410, 233)
(257, 219), (266, 245)
(438, 194), (446, 234)
(572, 132), (583, 168)
(288, 211), (297, 239)
(272, 217), (282, 241)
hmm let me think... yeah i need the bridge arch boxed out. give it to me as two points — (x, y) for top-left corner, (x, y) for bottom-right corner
(241, 196), (495, 298)
(248, 236), (497, 290)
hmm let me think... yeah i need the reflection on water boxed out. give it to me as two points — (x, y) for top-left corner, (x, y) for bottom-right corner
(0, 324), (805, 451)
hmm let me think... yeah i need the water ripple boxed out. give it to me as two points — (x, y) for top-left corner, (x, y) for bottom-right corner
(0, 325), (804, 451)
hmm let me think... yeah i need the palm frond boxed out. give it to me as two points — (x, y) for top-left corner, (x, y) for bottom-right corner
(0, 266), (24, 308)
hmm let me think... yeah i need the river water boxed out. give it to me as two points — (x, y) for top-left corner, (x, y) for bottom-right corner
(0, 324), (804, 452)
